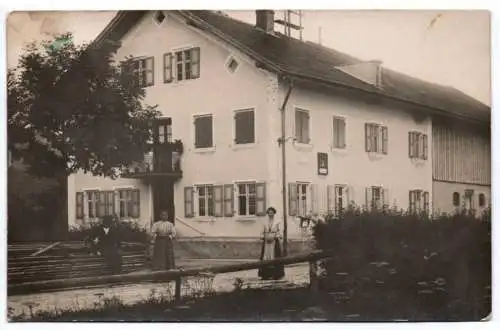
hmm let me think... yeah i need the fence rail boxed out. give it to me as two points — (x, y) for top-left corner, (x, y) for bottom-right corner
(8, 250), (328, 298)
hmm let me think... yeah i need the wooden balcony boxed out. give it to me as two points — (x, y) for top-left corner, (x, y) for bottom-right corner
(121, 141), (183, 181)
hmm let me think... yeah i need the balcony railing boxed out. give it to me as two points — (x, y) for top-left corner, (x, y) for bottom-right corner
(121, 141), (183, 179)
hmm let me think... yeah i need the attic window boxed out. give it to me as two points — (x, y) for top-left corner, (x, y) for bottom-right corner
(227, 57), (239, 73)
(154, 11), (166, 24)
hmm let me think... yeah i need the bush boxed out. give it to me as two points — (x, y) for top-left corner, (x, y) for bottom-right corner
(312, 205), (491, 321)
(66, 216), (150, 244)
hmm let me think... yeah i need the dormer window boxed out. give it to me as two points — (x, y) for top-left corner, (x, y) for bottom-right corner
(164, 47), (201, 83)
(154, 11), (166, 25)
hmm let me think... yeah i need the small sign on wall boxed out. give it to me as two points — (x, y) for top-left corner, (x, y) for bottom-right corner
(317, 152), (328, 175)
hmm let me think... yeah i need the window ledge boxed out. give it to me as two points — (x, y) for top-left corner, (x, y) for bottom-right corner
(193, 218), (216, 223)
(236, 217), (259, 222)
(410, 157), (427, 166)
(330, 146), (349, 154)
(367, 152), (386, 160)
(293, 142), (314, 151)
(193, 146), (216, 154)
(231, 142), (257, 150)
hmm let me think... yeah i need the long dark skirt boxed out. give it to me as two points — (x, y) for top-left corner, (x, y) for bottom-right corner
(102, 247), (122, 274)
(258, 238), (285, 280)
(152, 236), (175, 270)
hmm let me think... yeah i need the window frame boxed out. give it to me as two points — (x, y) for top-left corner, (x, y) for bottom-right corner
(365, 123), (388, 154)
(332, 116), (347, 149)
(116, 188), (140, 219)
(193, 113), (215, 150)
(294, 108), (311, 145)
(236, 181), (258, 217)
(196, 184), (215, 218)
(131, 56), (154, 88)
(233, 108), (256, 146)
(409, 189), (430, 214)
(408, 131), (428, 160)
(452, 192), (461, 207)
(171, 46), (201, 82)
(85, 190), (100, 219)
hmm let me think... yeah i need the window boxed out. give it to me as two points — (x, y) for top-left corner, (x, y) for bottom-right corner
(234, 109), (255, 144)
(86, 191), (99, 218)
(452, 192), (460, 207)
(328, 185), (348, 216)
(197, 185), (214, 217)
(194, 115), (213, 149)
(164, 48), (200, 83)
(155, 118), (172, 144)
(117, 189), (140, 218)
(366, 186), (386, 210)
(237, 183), (257, 216)
(333, 117), (346, 149)
(409, 131), (428, 160)
(365, 123), (388, 154)
(409, 190), (430, 213)
(76, 192), (84, 220)
(154, 11), (166, 24)
(478, 193), (486, 207)
(295, 109), (310, 144)
(131, 57), (154, 88)
(98, 191), (115, 217)
(289, 183), (309, 216)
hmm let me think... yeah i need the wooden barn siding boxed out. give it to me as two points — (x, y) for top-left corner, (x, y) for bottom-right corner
(432, 124), (490, 185)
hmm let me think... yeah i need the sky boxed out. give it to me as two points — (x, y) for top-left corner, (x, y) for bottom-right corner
(6, 10), (491, 106)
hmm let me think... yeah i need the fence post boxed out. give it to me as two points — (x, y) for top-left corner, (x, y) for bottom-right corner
(175, 277), (182, 302)
(309, 260), (319, 295)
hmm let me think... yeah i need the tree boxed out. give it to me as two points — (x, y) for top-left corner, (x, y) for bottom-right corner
(8, 33), (160, 239)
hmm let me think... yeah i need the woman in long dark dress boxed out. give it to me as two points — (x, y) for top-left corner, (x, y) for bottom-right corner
(258, 207), (285, 280)
(95, 215), (122, 274)
(151, 211), (176, 270)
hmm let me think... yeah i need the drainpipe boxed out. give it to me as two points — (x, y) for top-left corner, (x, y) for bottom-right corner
(278, 78), (294, 256)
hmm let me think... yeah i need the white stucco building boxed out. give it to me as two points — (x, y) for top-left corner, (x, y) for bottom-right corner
(67, 10), (491, 238)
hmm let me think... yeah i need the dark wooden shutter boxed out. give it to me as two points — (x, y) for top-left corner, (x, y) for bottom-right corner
(339, 118), (346, 148)
(223, 184), (234, 217)
(145, 57), (154, 86)
(213, 185), (223, 217)
(365, 187), (372, 210)
(288, 183), (298, 216)
(98, 191), (106, 218)
(194, 116), (213, 148)
(382, 126), (388, 154)
(191, 47), (200, 79)
(184, 187), (194, 218)
(163, 53), (173, 83)
(304, 111), (310, 144)
(76, 192), (84, 220)
(131, 189), (140, 218)
(423, 191), (430, 213)
(327, 185), (335, 213)
(365, 123), (371, 152)
(255, 182), (267, 216)
(408, 132), (414, 158)
(423, 134), (428, 160)
(105, 191), (114, 216)
(409, 190), (415, 213)
(234, 110), (255, 144)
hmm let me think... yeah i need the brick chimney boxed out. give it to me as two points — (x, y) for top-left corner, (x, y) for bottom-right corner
(256, 10), (275, 33)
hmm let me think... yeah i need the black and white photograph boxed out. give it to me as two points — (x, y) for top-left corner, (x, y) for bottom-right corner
(4, 3), (493, 323)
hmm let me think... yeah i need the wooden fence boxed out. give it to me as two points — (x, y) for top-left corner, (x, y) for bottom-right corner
(8, 242), (148, 285)
(8, 250), (329, 298)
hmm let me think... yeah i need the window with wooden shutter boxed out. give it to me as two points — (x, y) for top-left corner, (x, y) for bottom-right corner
(194, 115), (213, 148)
(76, 192), (84, 220)
(163, 53), (173, 83)
(174, 47), (201, 81)
(212, 185), (223, 217)
(131, 189), (140, 218)
(288, 183), (298, 216)
(334, 185), (347, 216)
(478, 193), (486, 207)
(310, 184), (319, 215)
(255, 182), (266, 216)
(223, 184), (234, 217)
(295, 109), (310, 144)
(333, 116), (346, 149)
(234, 109), (255, 144)
(197, 185), (214, 217)
(452, 192), (460, 207)
(105, 191), (115, 216)
(86, 191), (99, 218)
(184, 187), (194, 218)
(131, 57), (154, 87)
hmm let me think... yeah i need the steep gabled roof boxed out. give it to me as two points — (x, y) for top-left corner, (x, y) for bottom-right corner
(95, 10), (490, 124)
